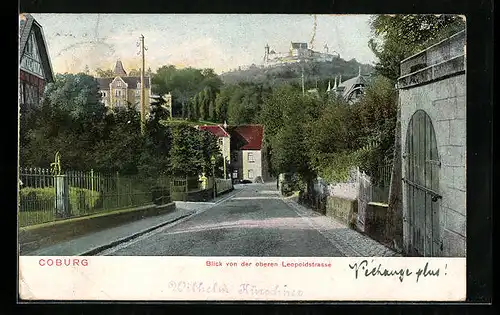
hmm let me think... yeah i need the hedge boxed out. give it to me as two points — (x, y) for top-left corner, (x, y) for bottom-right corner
(19, 187), (101, 213)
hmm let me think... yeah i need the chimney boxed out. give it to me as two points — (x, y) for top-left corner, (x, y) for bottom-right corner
(113, 60), (127, 77)
(223, 121), (228, 129)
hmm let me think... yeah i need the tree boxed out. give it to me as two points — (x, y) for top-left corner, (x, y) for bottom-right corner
(169, 123), (220, 177)
(138, 96), (172, 178)
(368, 14), (465, 81)
(198, 88), (208, 121)
(128, 69), (141, 77)
(21, 73), (108, 169)
(215, 86), (238, 122)
(93, 107), (144, 175)
(95, 68), (115, 78)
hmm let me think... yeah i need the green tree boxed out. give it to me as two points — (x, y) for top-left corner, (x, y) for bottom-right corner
(93, 107), (144, 175)
(95, 68), (115, 78)
(214, 85), (240, 122)
(368, 14), (465, 81)
(21, 73), (108, 170)
(351, 75), (398, 179)
(128, 69), (141, 77)
(138, 96), (172, 178)
(169, 124), (221, 177)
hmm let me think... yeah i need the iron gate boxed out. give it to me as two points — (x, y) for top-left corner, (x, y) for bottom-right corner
(403, 110), (442, 256)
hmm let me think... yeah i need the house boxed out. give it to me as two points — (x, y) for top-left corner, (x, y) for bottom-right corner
(19, 13), (54, 109)
(198, 123), (231, 170)
(96, 60), (152, 112)
(227, 124), (270, 183)
(327, 67), (368, 104)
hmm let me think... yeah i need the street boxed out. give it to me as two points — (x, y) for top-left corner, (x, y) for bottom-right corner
(99, 183), (348, 256)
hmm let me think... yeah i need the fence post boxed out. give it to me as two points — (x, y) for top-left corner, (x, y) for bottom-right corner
(54, 174), (70, 218)
(116, 171), (120, 208)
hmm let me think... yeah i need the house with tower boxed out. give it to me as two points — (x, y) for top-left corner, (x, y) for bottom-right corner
(96, 60), (172, 115)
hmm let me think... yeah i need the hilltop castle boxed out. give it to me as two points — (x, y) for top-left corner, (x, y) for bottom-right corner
(263, 42), (340, 67)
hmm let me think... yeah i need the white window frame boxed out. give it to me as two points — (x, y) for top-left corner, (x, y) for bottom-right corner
(248, 152), (255, 163)
(248, 169), (254, 179)
(116, 80), (122, 88)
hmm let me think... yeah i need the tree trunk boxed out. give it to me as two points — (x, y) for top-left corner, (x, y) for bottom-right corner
(386, 92), (404, 252)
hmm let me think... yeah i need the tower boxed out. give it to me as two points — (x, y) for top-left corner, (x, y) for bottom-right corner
(113, 60), (127, 76)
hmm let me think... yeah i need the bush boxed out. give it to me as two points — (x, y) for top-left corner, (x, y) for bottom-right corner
(19, 187), (101, 213)
(19, 187), (54, 212)
(69, 187), (101, 212)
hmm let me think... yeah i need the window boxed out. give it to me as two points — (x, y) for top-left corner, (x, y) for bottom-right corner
(248, 152), (255, 163)
(115, 89), (122, 97)
(116, 100), (121, 107)
(218, 138), (223, 146)
(232, 171), (238, 179)
(116, 81), (122, 87)
(137, 82), (141, 89)
(247, 170), (254, 179)
(135, 90), (140, 97)
(25, 35), (34, 56)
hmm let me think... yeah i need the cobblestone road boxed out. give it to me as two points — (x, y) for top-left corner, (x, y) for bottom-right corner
(99, 183), (399, 257)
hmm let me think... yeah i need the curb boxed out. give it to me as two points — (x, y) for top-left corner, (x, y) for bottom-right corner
(80, 211), (195, 256)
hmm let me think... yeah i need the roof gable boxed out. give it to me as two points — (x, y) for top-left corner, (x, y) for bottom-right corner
(199, 125), (230, 138)
(228, 125), (264, 150)
(338, 75), (367, 97)
(19, 14), (54, 82)
(111, 76), (127, 86)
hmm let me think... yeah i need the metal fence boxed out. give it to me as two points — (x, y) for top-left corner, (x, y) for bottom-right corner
(216, 178), (233, 195)
(369, 163), (393, 204)
(18, 167), (171, 227)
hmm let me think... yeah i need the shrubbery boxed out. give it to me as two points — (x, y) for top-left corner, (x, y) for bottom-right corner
(19, 187), (101, 213)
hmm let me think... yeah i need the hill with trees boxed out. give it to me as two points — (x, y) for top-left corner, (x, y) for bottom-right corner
(219, 58), (375, 90)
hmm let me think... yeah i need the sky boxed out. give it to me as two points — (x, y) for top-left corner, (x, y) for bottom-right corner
(30, 14), (377, 75)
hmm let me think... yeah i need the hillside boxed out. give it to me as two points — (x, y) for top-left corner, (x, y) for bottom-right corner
(220, 59), (375, 88)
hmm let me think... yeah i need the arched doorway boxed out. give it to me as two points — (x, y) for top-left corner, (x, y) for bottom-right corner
(403, 110), (442, 256)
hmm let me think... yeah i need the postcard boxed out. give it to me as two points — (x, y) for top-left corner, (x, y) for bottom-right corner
(18, 13), (467, 301)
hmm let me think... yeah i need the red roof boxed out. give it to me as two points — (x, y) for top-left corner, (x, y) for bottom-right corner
(198, 125), (230, 138)
(229, 125), (264, 150)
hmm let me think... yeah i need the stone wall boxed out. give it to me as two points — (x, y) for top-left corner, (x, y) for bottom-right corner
(398, 30), (466, 257)
(325, 196), (358, 227)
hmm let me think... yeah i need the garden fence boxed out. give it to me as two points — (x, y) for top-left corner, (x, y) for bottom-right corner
(18, 167), (170, 227)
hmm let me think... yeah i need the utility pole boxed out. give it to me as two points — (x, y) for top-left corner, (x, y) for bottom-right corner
(139, 34), (146, 135)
